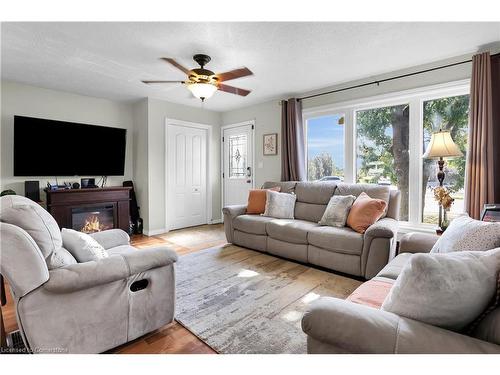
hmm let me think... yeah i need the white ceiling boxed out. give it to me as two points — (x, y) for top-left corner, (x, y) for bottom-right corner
(2, 22), (499, 111)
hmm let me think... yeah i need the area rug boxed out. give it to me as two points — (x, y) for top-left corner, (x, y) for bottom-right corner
(175, 244), (362, 354)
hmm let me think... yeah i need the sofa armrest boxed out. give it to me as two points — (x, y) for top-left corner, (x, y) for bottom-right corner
(302, 297), (500, 354)
(222, 205), (247, 219)
(44, 247), (178, 293)
(89, 229), (130, 249)
(222, 205), (247, 243)
(364, 217), (398, 239)
(399, 232), (438, 254)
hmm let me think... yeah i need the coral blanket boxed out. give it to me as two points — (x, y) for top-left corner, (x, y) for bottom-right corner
(346, 279), (394, 309)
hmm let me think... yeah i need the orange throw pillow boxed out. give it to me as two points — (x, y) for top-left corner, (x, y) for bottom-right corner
(246, 187), (281, 214)
(346, 192), (387, 234)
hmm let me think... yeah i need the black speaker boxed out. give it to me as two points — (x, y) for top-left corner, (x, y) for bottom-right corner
(25, 180), (40, 202)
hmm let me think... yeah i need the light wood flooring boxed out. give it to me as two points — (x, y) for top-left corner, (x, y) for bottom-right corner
(2, 224), (226, 354)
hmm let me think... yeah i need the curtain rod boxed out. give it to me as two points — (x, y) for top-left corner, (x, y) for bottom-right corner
(297, 52), (500, 102)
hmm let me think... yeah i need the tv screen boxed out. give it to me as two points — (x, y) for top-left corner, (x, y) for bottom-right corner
(14, 116), (127, 176)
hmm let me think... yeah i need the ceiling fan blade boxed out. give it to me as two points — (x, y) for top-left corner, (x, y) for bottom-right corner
(216, 67), (253, 82)
(142, 80), (184, 84)
(161, 58), (190, 74)
(218, 84), (251, 97)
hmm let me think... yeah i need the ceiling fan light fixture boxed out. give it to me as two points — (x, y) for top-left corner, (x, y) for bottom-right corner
(187, 82), (218, 101)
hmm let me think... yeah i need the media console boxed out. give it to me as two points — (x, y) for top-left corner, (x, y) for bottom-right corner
(45, 187), (131, 233)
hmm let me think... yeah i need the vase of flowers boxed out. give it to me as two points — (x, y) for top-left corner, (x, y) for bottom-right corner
(433, 186), (454, 231)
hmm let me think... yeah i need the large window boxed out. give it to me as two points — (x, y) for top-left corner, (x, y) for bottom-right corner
(356, 104), (410, 221)
(306, 114), (345, 181)
(303, 81), (470, 228)
(421, 94), (469, 224)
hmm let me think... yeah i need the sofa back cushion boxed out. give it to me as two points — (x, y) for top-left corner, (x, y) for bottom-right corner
(262, 181), (297, 194)
(0, 195), (62, 262)
(334, 183), (391, 218)
(293, 182), (337, 222)
(246, 187), (281, 214)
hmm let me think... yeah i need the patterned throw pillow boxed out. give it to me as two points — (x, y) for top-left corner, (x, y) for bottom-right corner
(319, 195), (356, 227)
(263, 190), (296, 219)
(431, 215), (500, 253)
(61, 228), (109, 262)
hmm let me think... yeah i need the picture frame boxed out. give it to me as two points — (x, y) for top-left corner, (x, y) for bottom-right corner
(263, 133), (278, 155)
(480, 204), (500, 222)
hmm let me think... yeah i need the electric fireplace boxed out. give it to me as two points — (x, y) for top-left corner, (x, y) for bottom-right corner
(72, 205), (115, 233)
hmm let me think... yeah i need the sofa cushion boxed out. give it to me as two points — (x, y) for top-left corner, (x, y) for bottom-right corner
(294, 202), (327, 223)
(335, 182), (391, 218)
(382, 249), (500, 331)
(376, 252), (413, 280)
(319, 195), (356, 227)
(295, 182), (337, 204)
(346, 192), (387, 234)
(0, 195), (62, 262)
(262, 181), (297, 194)
(246, 187), (281, 214)
(263, 190), (296, 219)
(308, 226), (364, 255)
(430, 215), (500, 253)
(266, 219), (320, 244)
(233, 214), (274, 235)
(62, 228), (109, 263)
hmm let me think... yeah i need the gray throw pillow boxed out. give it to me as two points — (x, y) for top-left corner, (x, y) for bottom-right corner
(61, 228), (109, 262)
(263, 190), (296, 219)
(382, 248), (500, 331)
(319, 195), (356, 227)
(431, 215), (500, 253)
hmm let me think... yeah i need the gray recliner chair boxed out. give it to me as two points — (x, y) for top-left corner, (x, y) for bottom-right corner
(0, 195), (177, 353)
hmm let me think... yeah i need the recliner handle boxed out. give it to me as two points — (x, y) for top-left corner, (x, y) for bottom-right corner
(130, 279), (149, 292)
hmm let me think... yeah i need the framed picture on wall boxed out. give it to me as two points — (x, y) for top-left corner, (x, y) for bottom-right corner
(263, 133), (278, 155)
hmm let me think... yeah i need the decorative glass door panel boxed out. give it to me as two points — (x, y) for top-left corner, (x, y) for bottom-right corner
(229, 134), (248, 178)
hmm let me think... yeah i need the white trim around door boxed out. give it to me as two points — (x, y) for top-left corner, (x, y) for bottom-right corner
(165, 118), (213, 232)
(221, 120), (256, 217)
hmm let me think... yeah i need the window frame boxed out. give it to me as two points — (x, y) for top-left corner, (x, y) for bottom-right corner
(302, 79), (470, 233)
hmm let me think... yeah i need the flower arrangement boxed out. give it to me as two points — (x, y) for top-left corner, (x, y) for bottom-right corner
(433, 186), (454, 210)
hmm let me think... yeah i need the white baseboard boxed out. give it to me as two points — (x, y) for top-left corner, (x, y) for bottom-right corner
(143, 228), (168, 236)
(209, 219), (223, 224)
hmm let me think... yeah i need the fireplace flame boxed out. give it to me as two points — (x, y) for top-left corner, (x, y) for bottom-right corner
(81, 215), (111, 233)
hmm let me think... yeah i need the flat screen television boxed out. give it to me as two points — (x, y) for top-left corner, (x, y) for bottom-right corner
(14, 115), (127, 176)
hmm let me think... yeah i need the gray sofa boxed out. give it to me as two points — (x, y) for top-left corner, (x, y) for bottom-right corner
(0, 195), (177, 353)
(302, 233), (500, 353)
(223, 181), (401, 279)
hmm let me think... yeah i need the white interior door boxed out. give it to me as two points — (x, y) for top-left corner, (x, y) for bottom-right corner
(167, 124), (207, 230)
(223, 124), (254, 206)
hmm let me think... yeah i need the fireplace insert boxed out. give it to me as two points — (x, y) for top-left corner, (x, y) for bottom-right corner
(72, 205), (115, 233)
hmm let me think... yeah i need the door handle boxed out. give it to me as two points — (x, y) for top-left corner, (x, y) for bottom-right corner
(246, 167), (252, 177)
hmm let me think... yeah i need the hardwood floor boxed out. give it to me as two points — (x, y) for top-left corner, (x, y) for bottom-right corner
(1, 224), (225, 354)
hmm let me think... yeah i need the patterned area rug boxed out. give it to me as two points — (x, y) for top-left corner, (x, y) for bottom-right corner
(176, 244), (362, 354)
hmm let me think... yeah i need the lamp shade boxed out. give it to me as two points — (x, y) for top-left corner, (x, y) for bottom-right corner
(187, 82), (218, 100)
(423, 130), (463, 159)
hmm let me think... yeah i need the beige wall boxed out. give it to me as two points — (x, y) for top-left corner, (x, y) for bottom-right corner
(0, 81), (135, 198)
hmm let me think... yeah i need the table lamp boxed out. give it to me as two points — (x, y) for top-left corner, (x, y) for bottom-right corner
(423, 129), (463, 230)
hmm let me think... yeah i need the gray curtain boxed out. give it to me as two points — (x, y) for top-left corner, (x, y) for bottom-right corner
(465, 52), (496, 219)
(491, 54), (500, 202)
(281, 98), (306, 181)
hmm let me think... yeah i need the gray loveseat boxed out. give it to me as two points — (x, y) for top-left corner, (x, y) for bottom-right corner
(302, 233), (500, 353)
(223, 181), (401, 279)
(0, 195), (177, 353)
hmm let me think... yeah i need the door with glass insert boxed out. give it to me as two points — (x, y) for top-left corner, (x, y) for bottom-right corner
(223, 124), (254, 206)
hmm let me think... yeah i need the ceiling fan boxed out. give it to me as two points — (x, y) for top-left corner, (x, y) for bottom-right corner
(142, 54), (253, 102)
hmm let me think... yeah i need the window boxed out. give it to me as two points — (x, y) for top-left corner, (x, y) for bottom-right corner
(306, 114), (345, 181)
(229, 134), (247, 178)
(302, 81), (470, 229)
(421, 94), (469, 224)
(356, 104), (410, 221)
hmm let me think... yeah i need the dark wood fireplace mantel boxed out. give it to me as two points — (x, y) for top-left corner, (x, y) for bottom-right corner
(45, 186), (131, 232)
